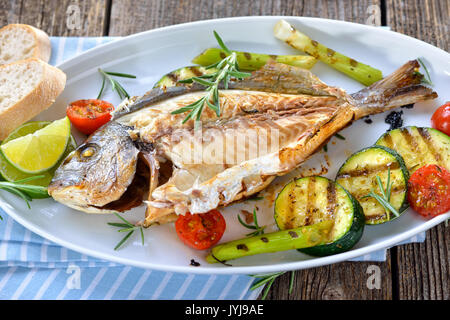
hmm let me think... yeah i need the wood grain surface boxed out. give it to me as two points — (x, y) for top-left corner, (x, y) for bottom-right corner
(0, 0), (448, 300)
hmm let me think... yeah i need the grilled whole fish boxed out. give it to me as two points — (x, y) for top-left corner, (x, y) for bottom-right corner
(48, 60), (437, 226)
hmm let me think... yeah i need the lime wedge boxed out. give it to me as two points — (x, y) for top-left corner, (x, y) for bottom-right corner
(0, 117), (71, 174)
(0, 136), (76, 186)
(2, 121), (51, 144)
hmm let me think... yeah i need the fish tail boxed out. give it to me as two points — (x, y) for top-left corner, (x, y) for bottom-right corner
(351, 60), (438, 119)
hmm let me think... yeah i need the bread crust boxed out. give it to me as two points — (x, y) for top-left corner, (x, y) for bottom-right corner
(0, 58), (66, 140)
(0, 24), (51, 63)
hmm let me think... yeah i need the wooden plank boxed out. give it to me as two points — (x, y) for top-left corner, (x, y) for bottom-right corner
(386, 0), (449, 51)
(0, 0), (109, 36)
(266, 251), (393, 300)
(109, 0), (391, 300)
(386, 0), (449, 300)
(109, 0), (382, 35)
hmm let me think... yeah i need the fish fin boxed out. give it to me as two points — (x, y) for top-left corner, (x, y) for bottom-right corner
(351, 60), (438, 119)
(229, 61), (344, 97)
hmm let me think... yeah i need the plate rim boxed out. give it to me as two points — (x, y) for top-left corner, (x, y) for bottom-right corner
(1, 15), (449, 275)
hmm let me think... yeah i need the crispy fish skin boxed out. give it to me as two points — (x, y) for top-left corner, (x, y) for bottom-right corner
(48, 60), (437, 226)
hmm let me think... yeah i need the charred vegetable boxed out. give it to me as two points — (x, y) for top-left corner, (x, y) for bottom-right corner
(275, 176), (365, 256)
(336, 146), (409, 224)
(154, 66), (217, 88)
(376, 126), (450, 173)
(192, 48), (317, 71)
(273, 19), (383, 86)
(206, 220), (333, 263)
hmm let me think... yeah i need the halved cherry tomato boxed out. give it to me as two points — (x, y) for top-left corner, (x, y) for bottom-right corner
(175, 210), (226, 250)
(407, 164), (450, 218)
(66, 99), (114, 135)
(431, 102), (450, 136)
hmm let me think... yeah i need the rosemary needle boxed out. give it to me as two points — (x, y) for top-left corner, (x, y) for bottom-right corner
(97, 68), (136, 100)
(362, 168), (401, 219)
(108, 212), (145, 250)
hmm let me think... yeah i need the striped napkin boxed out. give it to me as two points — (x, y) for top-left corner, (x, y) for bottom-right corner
(0, 37), (425, 300)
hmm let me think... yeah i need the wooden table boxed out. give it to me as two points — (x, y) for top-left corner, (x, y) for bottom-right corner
(1, 0), (448, 300)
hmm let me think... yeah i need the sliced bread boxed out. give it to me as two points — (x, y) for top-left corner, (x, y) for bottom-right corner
(0, 58), (66, 140)
(0, 24), (51, 65)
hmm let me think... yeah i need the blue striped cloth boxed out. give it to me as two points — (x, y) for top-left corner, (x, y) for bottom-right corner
(0, 37), (425, 300)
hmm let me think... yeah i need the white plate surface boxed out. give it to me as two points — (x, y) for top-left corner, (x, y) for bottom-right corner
(1, 16), (449, 275)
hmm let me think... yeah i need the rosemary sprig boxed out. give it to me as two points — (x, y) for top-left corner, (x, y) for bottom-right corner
(97, 68), (136, 100)
(361, 168), (401, 219)
(107, 213), (145, 250)
(171, 31), (251, 123)
(0, 176), (48, 209)
(237, 208), (266, 237)
(250, 271), (296, 300)
(417, 58), (433, 86)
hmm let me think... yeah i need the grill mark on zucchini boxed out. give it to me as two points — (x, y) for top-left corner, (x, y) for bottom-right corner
(305, 176), (316, 226)
(417, 127), (443, 165)
(399, 127), (427, 169)
(379, 133), (394, 149)
(284, 184), (298, 229)
(326, 180), (337, 218)
(336, 162), (400, 179)
(352, 186), (405, 201)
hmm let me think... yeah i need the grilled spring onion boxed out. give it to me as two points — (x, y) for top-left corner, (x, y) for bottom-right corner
(153, 66), (217, 89)
(376, 126), (450, 174)
(275, 176), (365, 256)
(192, 48), (317, 71)
(206, 220), (333, 263)
(273, 19), (383, 86)
(336, 146), (409, 225)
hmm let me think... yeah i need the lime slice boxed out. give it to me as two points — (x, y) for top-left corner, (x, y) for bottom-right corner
(0, 117), (71, 174)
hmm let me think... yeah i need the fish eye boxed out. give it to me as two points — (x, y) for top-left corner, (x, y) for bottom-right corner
(78, 144), (97, 159)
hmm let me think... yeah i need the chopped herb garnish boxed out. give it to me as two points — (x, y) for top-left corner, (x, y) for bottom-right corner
(171, 31), (251, 123)
(237, 208), (266, 236)
(108, 213), (145, 250)
(97, 68), (136, 100)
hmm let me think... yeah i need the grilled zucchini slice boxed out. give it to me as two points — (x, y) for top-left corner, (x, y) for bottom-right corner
(376, 126), (450, 173)
(274, 176), (365, 256)
(336, 146), (409, 225)
(153, 66), (217, 88)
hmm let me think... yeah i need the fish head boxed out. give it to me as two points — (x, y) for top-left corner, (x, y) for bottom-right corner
(48, 121), (144, 213)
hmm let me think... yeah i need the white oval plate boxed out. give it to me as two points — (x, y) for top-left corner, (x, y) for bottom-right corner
(1, 16), (449, 275)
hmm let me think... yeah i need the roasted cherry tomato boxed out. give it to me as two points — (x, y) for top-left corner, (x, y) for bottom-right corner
(175, 210), (226, 250)
(431, 102), (450, 136)
(66, 99), (114, 135)
(407, 164), (450, 218)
